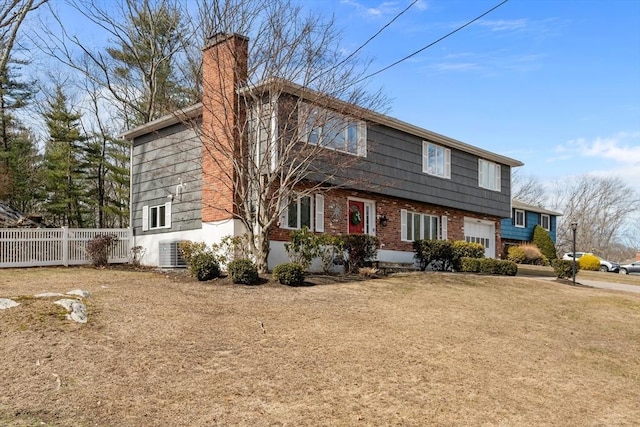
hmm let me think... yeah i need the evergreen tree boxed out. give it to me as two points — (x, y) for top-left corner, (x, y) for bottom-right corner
(0, 59), (41, 211)
(533, 225), (557, 261)
(106, 0), (192, 126)
(42, 86), (89, 227)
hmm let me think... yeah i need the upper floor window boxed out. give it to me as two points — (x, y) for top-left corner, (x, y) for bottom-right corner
(540, 214), (550, 231)
(249, 100), (277, 172)
(422, 142), (451, 179)
(401, 210), (440, 242)
(299, 104), (366, 157)
(514, 209), (525, 228)
(479, 159), (501, 191)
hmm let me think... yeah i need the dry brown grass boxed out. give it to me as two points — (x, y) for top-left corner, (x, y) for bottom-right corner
(1, 267), (639, 426)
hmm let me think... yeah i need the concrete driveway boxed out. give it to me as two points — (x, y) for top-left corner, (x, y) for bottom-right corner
(533, 276), (640, 294)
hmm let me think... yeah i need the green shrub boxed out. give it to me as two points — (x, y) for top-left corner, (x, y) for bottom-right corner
(178, 241), (207, 264)
(86, 234), (118, 267)
(578, 253), (600, 271)
(212, 235), (254, 265)
(227, 259), (259, 285)
(496, 260), (518, 276)
(460, 257), (481, 273)
(189, 252), (221, 281)
(273, 262), (306, 286)
(284, 227), (319, 270)
(478, 258), (498, 274)
(552, 259), (579, 279)
(341, 234), (379, 273)
(533, 225), (557, 261)
(413, 239), (454, 271)
(451, 240), (484, 271)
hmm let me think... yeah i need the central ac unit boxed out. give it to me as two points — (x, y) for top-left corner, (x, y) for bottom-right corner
(158, 241), (187, 268)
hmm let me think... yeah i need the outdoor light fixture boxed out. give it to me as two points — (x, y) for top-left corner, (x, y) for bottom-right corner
(571, 222), (578, 285)
(377, 213), (389, 227)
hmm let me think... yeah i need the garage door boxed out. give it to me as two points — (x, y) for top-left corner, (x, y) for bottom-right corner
(464, 218), (495, 258)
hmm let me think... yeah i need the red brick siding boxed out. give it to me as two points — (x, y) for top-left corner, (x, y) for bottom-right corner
(201, 34), (248, 223)
(268, 187), (502, 254)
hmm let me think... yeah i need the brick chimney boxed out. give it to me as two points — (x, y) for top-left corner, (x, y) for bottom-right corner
(201, 33), (249, 223)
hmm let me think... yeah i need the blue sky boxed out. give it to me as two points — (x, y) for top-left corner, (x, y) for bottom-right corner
(305, 0), (640, 189)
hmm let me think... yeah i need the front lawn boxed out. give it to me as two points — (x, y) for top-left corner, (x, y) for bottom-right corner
(1, 267), (639, 426)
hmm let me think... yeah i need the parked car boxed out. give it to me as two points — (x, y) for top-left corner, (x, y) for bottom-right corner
(561, 252), (589, 261)
(619, 261), (640, 275)
(598, 259), (620, 273)
(562, 252), (619, 273)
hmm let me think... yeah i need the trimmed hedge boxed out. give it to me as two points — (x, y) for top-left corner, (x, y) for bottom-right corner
(341, 234), (379, 273)
(273, 262), (306, 286)
(533, 225), (557, 261)
(459, 257), (517, 276)
(227, 258), (259, 285)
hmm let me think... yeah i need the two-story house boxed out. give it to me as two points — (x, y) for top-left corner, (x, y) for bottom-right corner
(122, 33), (524, 269)
(500, 200), (562, 257)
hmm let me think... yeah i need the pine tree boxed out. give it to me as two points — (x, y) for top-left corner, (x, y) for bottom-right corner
(106, 0), (192, 126)
(0, 59), (41, 211)
(42, 86), (89, 227)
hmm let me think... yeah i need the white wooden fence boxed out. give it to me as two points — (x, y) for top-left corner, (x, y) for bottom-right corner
(0, 227), (131, 268)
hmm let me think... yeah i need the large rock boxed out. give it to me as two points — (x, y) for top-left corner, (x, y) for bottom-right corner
(0, 298), (19, 310)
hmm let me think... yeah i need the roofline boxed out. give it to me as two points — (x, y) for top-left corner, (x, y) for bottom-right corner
(120, 79), (524, 168)
(119, 103), (203, 140)
(511, 199), (563, 216)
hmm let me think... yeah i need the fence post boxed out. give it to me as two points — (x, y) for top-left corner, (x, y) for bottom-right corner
(62, 226), (69, 267)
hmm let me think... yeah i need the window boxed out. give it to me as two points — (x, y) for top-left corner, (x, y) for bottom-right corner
(249, 100), (277, 171)
(514, 209), (525, 228)
(280, 194), (325, 231)
(401, 210), (440, 242)
(142, 202), (171, 231)
(478, 159), (501, 191)
(422, 142), (451, 179)
(540, 214), (550, 231)
(300, 104), (366, 156)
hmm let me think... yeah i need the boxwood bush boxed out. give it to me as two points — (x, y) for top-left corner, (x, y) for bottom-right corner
(273, 262), (306, 286)
(459, 257), (517, 276)
(227, 258), (259, 285)
(189, 252), (221, 281)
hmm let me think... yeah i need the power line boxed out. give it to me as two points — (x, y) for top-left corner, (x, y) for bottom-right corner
(354, 0), (510, 84)
(313, 0), (419, 83)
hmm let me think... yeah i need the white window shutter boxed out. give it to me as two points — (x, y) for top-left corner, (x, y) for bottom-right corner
(401, 209), (407, 241)
(422, 142), (428, 173)
(164, 202), (172, 229)
(441, 215), (448, 240)
(142, 206), (149, 231)
(495, 164), (501, 191)
(315, 194), (325, 232)
(478, 159), (484, 186)
(444, 148), (451, 178)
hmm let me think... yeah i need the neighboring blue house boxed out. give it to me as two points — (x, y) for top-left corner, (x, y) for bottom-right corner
(501, 200), (562, 257)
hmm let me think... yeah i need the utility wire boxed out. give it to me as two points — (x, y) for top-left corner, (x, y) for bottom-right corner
(354, 0), (510, 84)
(311, 0), (419, 84)
(335, 0), (419, 71)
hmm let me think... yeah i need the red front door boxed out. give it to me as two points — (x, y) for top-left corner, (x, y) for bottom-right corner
(348, 200), (365, 234)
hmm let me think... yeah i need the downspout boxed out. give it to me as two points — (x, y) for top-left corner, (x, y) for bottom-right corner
(129, 138), (135, 251)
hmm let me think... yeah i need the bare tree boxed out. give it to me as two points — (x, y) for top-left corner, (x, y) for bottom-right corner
(196, 0), (388, 271)
(550, 175), (640, 259)
(0, 0), (49, 73)
(511, 169), (547, 206)
(34, 0), (197, 127)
